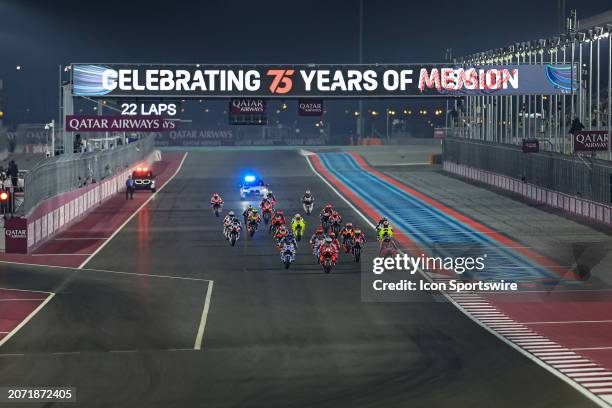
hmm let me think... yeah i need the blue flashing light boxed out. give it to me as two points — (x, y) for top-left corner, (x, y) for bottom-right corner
(244, 175), (256, 182)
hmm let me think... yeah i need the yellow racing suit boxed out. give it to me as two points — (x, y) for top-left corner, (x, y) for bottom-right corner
(291, 218), (306, 236)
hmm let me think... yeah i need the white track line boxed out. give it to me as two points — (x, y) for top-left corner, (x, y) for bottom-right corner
(305, 154), (611, 408)
(77, 152), (189, 270)
(0, 287), (52, 294)
(0, 293), (55, 348)
(194, 281), (214, 350)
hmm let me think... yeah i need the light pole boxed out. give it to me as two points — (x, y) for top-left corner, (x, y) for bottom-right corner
(357, 0), (364, 139)
(44, 120), (55, 157)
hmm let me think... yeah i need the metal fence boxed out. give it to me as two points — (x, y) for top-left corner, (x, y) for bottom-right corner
(450, 11), (611, 158)
(23, 135), (155, 215)
(444, 137), (612, 204)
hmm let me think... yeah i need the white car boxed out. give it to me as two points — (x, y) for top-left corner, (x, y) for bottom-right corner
(239, 175), (268, 200)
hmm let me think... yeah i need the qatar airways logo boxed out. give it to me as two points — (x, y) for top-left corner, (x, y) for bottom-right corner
(5, 229), (26, 239)
(418, 68), (519, 92)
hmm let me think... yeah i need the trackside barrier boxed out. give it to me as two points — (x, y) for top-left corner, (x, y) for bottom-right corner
(23, 151), (158, 253)
(443, 161), (612, 227)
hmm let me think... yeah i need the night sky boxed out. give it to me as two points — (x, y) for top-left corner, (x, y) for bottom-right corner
(1, 0), (610, 133)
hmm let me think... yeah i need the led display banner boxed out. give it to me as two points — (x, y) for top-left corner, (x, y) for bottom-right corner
(71, 64), (577, 98)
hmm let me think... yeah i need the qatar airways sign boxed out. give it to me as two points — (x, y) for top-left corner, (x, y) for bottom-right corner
(573, 130), (609, 152)
(229, 98), (266, 114)
(65, 115), (176, 131)
(72, 64), (575, 98)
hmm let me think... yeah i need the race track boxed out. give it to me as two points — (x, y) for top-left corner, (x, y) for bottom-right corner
(0, 150), (598, 407)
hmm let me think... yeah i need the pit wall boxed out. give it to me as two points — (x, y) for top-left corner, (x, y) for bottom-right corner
(24, 151), (157, 253)
(443, 161), (612, 227)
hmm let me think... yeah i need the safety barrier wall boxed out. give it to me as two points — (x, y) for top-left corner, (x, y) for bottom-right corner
(443, 137), (612, 205)
(25, 151), (156, 252)
(23, 136), (155, 215)
(443, 160), (612, 227)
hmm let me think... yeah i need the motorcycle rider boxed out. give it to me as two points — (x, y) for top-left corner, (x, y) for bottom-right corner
(223, 210), (236, 238)
(319, 237), (339, 265)
(248, 208), (261, 229)
(310, 226), (326, 259)
(330, 210), (342, 224)
(339, 222), (355, 253)
(266, 190), (277, 205)
(328, 232), (340, 252)
(223, 210), (240, 239)
(279, 231), (298, 249)
(274, 224), (289, 244)
(379, 234), (396, 257)
(376, 217), (389, 233)
(302, 190), (314, 214)
(210, 193), (224, 207)
(270, 209), (286, 233)
(320, 203), (333, 227)
(353, 228), (366, 245)
(242, 204), (254, 223)
(291, 214), (306, 236)
(377, 220), (394, 241)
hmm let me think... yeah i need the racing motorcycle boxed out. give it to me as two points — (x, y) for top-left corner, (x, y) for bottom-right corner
(261, 203), (273, 225)
(228, 223), (241, 246)
(351, 238), (362, 262)
(343, 235), (354, 255)
(321, 216), (332, 231)
(281, 243), (296, 269)
(311, 239), (324, 262)
(247, 218), (259, 238)
(319, 246), (336, 274)
(330, 220), (342, 236)
(211, 202), (223, 217)
(293, 225), (303, 242)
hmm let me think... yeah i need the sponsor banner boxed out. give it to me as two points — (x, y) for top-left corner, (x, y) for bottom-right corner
(72, 63), (576, 98)
(155, 129), (234, 146)
(298, 99), (323, 116)
(5, 217), (28, 254)
(65, 115), (176, 132)
(229, 98), (266, 114)
(522, 138), (540, 153)
(573, 130), (609, 152)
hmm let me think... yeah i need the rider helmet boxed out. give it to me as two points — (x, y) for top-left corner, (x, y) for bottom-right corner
(295, 214), (301, 220)
(305, 190), (311, 195)
(228, 210), (235, 216)
(276, 209), (284, 215)
(354, 228), (362, 235)
(325, 237), (332, 243)
(325, 203), (332, 210)
(346, 222), (353, 228)
(316, 227), (324, 234)
(329, 232), (336, 238)
(252, 208), (258, 214)
(383, 220), (390, 228)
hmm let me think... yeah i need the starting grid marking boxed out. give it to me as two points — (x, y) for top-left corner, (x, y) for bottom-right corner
(446, 284), (612, 406)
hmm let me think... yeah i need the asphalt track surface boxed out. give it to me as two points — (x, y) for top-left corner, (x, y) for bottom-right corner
(0, 150), (598, 407)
